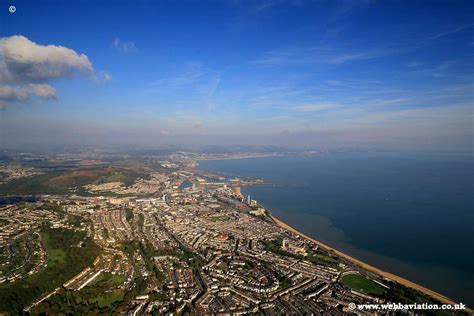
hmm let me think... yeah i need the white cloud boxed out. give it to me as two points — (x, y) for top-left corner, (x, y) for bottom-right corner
(151, 63), (205, 87)
(103, 72), (112, 81)
(113, 38), (137, 54)
(98, 71), (112, 83)
(0, 35), (93, 82)
(0, 35), (95, 107)
(428, 23), (474, 41)
(250, 45), (405, 66)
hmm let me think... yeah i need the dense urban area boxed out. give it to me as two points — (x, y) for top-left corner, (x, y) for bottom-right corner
(0, 149), (468, 315)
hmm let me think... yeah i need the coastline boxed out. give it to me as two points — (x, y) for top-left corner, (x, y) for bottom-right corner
(192, 154), (286, 161)
(268, 213), (464, 307)
(193, 157), (471, 310)
(190, 152), (319, 162)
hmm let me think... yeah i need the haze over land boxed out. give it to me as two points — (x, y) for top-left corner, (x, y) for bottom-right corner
(0, 1), (473, 152)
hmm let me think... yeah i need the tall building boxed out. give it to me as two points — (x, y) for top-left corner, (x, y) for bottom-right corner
(247, 195), (251, 205)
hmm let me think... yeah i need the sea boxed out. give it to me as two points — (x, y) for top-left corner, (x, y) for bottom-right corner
(196, 152), (474, 306)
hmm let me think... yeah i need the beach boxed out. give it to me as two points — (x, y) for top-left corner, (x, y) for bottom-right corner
(269, 213), (463, 307)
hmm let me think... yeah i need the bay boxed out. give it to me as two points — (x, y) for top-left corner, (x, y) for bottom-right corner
(196, 152), (474, 305)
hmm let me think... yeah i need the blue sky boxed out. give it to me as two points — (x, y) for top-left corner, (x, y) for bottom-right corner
(0, 0), (473, 150)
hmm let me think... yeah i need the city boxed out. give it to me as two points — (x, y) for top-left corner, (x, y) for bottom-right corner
(0, 151), (468, 314)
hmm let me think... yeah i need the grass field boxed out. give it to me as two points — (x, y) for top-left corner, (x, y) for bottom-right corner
(89, 289), (125, 308)
(90, 272), (125, 288)
(209, 215), (231, 222)
(341, 273), (385, 295)
(43, 232), (67, 265)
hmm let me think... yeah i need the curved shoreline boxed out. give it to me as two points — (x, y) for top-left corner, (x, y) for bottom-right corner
(193, 158), (469, 310)
(269, 213), (466, 308)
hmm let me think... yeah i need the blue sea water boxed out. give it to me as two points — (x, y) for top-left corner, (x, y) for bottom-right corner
(179, 179), (193, 190)
(196, 152), (474, 305)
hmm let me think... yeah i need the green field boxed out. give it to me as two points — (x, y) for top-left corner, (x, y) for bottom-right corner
(88, 288), (125, 309)
(341, 273), (385, 295)
(90, 272), (125, 288)
(43, 232), (67, 265)
(209, 215), (231, 222)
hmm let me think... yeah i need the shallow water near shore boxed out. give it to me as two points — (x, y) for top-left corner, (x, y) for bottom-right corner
(196, 152), (474, 306)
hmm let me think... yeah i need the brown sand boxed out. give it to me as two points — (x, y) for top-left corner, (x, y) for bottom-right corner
(269, 214), (469, 309)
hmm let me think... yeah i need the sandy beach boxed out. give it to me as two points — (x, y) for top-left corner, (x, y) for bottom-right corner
(269, 214), (468, 308)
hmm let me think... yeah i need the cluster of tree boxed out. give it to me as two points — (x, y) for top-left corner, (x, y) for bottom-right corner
(257, 259), (291, 290)
(124, 208), (134, 222)
(34, 273), (128, 314)
(0, 171), (70, 195)
(381, 282), (449, 315)
(0, 226), (100, 314)
(67, 214), (83, 227)
(263, 238), (339, 268)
